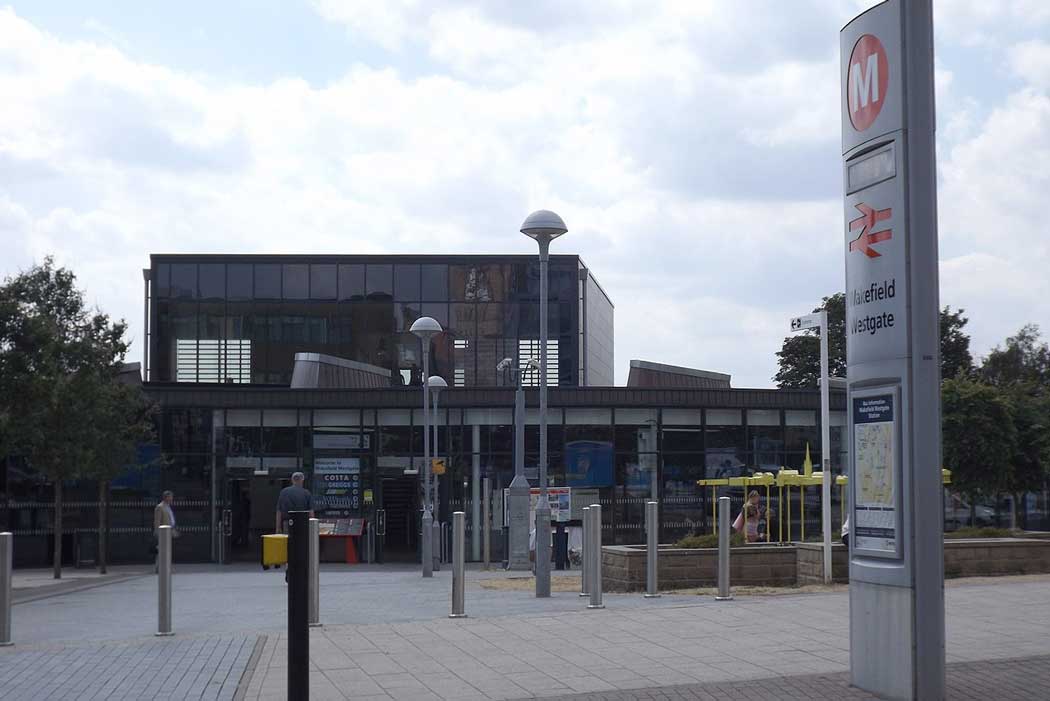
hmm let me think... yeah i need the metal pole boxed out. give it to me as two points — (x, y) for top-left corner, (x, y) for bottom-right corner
(535, 240), (551, 598)
(1, 533), (13, 646)
(472, 444), (481, 562)
(716, 497), (733, 601)
(587, 504), (604, 609)
(433, 388), (442, 572)
(422, 344), (433, 578)
(645, 501), (660, 598)
(156, 525), (173, 636)
(308, 518), (320, 628)
(508, 369), (530, 570)
(482, 477), (491, 570)
(820, 310), (832, 584)
(579, 506), (590, 597)
(450, 512), (466, 618)
(287, 511), (309, 701)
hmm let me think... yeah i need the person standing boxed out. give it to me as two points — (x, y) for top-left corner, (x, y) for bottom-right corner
(275, 472), (315, 533)
(153, 490), (179, 571)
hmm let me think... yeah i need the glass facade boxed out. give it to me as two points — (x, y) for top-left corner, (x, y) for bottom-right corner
(148, 256), (610, 388)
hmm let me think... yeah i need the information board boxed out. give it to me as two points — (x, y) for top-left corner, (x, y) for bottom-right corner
(852, 388), (899, 555)
(314, 458), (361, 511)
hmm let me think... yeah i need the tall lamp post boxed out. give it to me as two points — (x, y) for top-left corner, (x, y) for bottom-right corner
(498, 357), (538, 571)
(521, 209), (567, 598)
(428, 375), (448, 571)
(410, 316), (442, 578)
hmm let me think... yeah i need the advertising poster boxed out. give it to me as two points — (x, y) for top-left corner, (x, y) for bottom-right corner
(852, 392), (898, 554)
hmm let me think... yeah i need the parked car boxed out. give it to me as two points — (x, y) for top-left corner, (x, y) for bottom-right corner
(944, 493), (996, 530)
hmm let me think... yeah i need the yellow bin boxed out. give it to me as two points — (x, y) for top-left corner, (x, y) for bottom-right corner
(261, 534), (288, 569)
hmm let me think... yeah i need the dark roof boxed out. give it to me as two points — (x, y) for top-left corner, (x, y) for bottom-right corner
(627, 360), (731, 389)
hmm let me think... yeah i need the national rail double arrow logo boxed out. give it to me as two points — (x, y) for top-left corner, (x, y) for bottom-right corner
(849, 202), (892, 258)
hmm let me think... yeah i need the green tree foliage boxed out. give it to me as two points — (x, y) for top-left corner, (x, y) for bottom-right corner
(0, 258), (154, 577)
(773, 294), (846, 388)
(774, 296), (973, 388)
(981, 324), (1050, 388)
(941, 377), (1017, 508)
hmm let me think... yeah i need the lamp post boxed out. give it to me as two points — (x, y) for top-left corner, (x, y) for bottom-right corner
(521, 209), (567, 598)
(428, 375), (447, 570)
(498, 357), (537, 571)
(410, 316), (442, 578)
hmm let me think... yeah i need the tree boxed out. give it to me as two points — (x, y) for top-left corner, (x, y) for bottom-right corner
(774, 297), (975, 387)
(981, 324), (1050, 389)
(939, 307), (974, 380)
(941, 376), (1017, 525)
(774, 294), (846, 388)
(0, 259), (149, 578)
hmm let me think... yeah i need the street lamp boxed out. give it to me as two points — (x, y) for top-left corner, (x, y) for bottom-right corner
(498, 356), (538, 571)
(428, 374), (448, 572)
(521, 209), (567, 598)
(410, 316), (442, 578)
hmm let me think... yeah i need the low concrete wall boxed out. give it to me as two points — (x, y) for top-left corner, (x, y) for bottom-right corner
(603, 544), (796, 592)
(796, 543), (849, 585)
(603, 538), (1050, 592)
(943, 538), (1050, 578)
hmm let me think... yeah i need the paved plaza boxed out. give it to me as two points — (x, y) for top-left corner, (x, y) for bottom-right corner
(1, 566), (1048, 699)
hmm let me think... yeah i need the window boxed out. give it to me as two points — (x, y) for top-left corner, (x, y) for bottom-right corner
(338, 264), (365, 300)
(254, 264), (281, 299)
(282, 264), (309, 299)
(176, 339), (251, 383)
(394, 264), (420, 301)
(518, 339), (558, 386)
(198, 264), (225, 299)
(366, 264), (393, 298)
(310, 264), (337, 299)
(171, 263), (197, 298)
(155, 264), (171, 297)
(421, 264), (448, 300)
(227, 264), (253, 299)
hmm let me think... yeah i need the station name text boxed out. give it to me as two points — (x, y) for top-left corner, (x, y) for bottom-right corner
(850, 279), (896, 337)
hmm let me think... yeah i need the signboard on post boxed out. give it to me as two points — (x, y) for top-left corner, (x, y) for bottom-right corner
(841, 2), (943, 699)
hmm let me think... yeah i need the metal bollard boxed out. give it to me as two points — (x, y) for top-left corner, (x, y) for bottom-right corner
(1, 532), (12, 646)
(716, 496), (733, 601)
(579, 507), (590, 597)
(482, 477), (491, 570)
(156, 525), (173, 636)
(587, 504), (604, 609)
(645, 501), (660, 598)
(433, 521), (442, 571)
(308, 518), (321, 627)
(287, 511), (310, 701)
(450, 512), (466, 618)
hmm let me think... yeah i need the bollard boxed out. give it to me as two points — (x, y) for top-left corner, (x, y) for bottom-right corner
(645, 501), (660, 598)
(482, 477), (491, 570)
(588, 504), (604, 609)
(579, 506), (590, 597)
(287, 511), (310, 701)
(1, 532), (12, 646)
(450, 512), (466, 618)
(433, 521), (442, 571)
(156, 525), (173, 636)
(716, 496), (733, 601)
(308, 518), (321, 628)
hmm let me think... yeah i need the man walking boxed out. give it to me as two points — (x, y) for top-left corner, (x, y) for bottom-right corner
(154, 490), (178, 571)
(276, 472), (315, 533)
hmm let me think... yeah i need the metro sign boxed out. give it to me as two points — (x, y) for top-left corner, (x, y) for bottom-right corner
(849, 202), (892, 258)
(848, 34), (889, 131)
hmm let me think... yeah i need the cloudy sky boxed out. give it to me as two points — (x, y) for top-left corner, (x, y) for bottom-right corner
(1, 1), (1047, 387)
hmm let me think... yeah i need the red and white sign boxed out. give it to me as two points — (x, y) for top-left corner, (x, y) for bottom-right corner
(849, 202), (892, 258)
(847, 34), (889, 131)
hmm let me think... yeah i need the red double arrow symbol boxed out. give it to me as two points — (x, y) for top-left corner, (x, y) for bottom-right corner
(849, 203), (892, 258)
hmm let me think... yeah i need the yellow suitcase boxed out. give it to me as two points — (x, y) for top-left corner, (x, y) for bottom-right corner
(261, 534), (288, 569)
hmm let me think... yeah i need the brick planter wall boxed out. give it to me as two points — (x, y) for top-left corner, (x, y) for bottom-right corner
(796, 543), (849, 585)
(602, 538), (1050, 592)
(602, 544), (797, 592)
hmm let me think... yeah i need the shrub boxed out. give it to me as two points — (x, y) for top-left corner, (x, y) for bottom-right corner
(675, 532), (745, 548)
(945, 527), (1014, 539)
